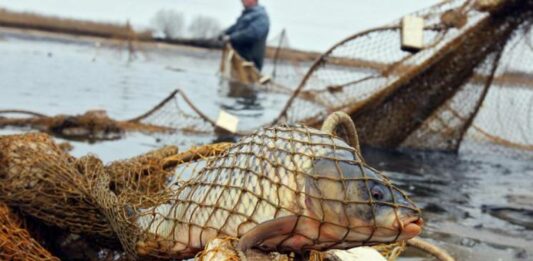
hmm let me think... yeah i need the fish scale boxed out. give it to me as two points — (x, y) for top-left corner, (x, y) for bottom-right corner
(136, 124), (420, 258)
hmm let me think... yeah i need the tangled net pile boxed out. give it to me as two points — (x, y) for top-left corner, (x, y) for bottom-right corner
(0, 112), (456, 260)
(0, 202), (59, 261)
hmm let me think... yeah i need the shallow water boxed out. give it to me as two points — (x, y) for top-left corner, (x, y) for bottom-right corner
(0, 30), (532, 260)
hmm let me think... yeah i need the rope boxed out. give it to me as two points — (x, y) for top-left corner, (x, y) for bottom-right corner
(321, 111), (364, 160)
(408, 237), (455, 261)
(0, 109), (48, 118)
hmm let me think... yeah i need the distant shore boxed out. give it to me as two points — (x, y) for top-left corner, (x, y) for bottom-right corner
(0, 8), (323, 63)
(1, 8), (531, 88)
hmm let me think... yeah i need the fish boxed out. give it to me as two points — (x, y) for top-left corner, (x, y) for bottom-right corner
(136, 124), (422, 259)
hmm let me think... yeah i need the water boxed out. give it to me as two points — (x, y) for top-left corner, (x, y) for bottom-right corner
(0, 29), (532, 260)
(0, 28), (290, 159)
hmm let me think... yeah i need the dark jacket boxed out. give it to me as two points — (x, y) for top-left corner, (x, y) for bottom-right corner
(225, 5), (270, 70)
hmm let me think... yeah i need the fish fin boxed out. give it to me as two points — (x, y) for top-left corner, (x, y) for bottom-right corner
(237, 215), (299, 251)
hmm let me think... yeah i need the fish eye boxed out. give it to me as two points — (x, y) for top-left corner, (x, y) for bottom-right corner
(371, 185), (386, 201)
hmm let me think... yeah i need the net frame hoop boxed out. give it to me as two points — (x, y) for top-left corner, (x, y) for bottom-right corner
(0, 109), (48, 118)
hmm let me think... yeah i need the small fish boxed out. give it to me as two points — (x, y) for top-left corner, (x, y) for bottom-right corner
(136, 125), (422, 258)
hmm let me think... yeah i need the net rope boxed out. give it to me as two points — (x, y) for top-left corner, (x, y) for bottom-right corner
(0, 202), (60, 261)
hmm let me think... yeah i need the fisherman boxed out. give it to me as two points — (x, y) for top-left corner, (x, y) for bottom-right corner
(220, 0), (270, 71)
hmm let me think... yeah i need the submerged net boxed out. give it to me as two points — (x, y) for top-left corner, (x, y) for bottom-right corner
(0, 202), (60, 261)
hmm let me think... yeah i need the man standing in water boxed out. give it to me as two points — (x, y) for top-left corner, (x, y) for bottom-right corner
(221, 0), (270, 71)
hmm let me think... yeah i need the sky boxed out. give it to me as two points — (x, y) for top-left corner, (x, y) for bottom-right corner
(0, 0), (440, 51)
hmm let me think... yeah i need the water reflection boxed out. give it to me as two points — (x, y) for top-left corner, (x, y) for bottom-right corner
(219, 79), (263, 111)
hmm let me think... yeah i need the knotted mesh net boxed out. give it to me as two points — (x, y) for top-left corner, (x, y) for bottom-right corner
(273, 0), (533, 157)
(0, 202), (60, 261)
(1, 0), (531, 159)
(0, 118), (422, 260)
(102, 123), (422, 259)
(110, 0), (533, 159)
(0, 133), (114, 238)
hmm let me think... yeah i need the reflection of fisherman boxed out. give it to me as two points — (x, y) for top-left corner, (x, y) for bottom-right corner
(220, 0), (270, 71)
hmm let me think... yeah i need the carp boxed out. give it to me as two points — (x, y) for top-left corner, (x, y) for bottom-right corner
(136, 123), (422, 259)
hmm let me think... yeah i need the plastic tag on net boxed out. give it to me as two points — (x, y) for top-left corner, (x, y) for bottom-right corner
(216, 110), (239, 133)
(401, 15), (424, 52)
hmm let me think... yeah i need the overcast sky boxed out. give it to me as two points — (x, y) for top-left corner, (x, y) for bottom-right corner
(0, 0), (440, 51)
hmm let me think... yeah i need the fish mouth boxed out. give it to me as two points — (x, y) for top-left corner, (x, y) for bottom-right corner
(396, 216), (424, 239)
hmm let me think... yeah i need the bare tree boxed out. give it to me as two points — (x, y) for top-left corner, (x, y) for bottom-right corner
(151, 9), (184, 39)
(188, 15), (222, 39)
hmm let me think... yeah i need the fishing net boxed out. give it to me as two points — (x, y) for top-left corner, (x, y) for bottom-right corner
(2, 0), (530, 159)
(275, 0), (482, 126)
(266, 29), (310, 91)
(105, 145), (179, 207)
(0, 89), (215, 142)
(273, 0), (533, 157)
(0, 133), (114, 238)
(0, 110), (126, 141)
(0, 132), (234, 257)
(460, 22), (533, 157)
(127, 89), (219, 136)
(0, 116), (437, 260)
(99, 0), (532, 159)
(219, 42), (299, 95)
(220, 43), (266, 85)
(0, 131), (232, 230)
(97, 113), (421, 260)
(0, 202), (60, 261)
